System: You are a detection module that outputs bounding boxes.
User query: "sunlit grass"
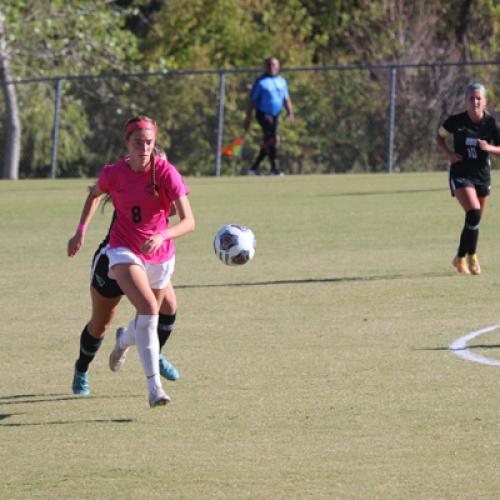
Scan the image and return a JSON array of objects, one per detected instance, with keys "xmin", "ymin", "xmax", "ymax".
[{"xmin": 1, "ymin": 173, "xmax": 500, "ymax": 498}]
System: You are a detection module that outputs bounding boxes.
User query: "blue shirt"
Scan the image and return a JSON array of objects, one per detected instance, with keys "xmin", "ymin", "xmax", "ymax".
[{"xmin": 250, "ymin": 74, "xmax": 289, "ymax": 116}]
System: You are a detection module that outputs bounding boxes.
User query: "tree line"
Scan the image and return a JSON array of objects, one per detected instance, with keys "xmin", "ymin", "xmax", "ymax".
[{"xmin": 1, "ymin": 0, "xmax": 499, "ymax": 178}]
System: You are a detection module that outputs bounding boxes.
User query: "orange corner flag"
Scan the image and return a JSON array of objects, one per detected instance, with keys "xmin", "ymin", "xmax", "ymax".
[{"xmin": 221, "ymin": 135, "xmax": 245, "ymax": 158}]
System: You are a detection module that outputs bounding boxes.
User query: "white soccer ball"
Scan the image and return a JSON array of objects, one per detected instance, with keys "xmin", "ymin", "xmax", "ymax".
[{"xmin": 214, "ymin": 224, "xmax": 256, "ymax": 266}]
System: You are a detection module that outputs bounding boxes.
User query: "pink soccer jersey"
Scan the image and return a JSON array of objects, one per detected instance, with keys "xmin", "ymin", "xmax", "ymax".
[{"xmin": 98, "ymin": 157, "xmax": 190, "ymax": 263}]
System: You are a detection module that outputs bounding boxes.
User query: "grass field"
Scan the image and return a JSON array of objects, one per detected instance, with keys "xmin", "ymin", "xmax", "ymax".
[{"xmin": 1, "ymin": 172, "xmax": 500, "ymax": 499}]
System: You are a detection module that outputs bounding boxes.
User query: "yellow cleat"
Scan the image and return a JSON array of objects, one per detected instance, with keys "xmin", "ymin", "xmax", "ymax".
[
  {"xmin": 467, "ymin": 254, "xmax": 481, "ymax": 275},
  {"xmin": 452, "ymin": 256, "xmax": 470, "ymax": 274}
]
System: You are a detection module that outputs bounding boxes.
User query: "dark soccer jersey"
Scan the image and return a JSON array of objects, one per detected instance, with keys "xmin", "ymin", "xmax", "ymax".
[{"xmin": 442, "ymin": 111, "xmax": 500, "ymax": 184}]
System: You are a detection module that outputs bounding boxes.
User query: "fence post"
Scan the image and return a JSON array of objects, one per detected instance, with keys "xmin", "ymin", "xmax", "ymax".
[
  {"xmin": 215, "ymin": 69, "xmax": 226, "ymax": 176},
  {"xmin": 386, "ymin": 67, "xmax": 397, "ymax": 174},
  {"xmin": 50, "ymin": 78, "xmax": 62, "ymax": 179}
]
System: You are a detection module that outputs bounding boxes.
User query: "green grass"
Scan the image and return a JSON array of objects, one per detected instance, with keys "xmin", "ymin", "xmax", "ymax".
[{"xmin": 1, "ymin": 172, "xmax": 500, "ymax": 499}]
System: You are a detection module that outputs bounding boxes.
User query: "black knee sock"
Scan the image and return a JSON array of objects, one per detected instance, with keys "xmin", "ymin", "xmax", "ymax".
[
  {"xmin": 458, "ymin": 209, "xmax": 481, "ymax": 257},
  {"xmin": 468, "ymin": 228, "xmax": 479, "ymax": 255},
  {"xmin": 457, "ymin": 229, "xmax": 470, "ymax": 258},
  {"xmin": 76, "ymin": 325, "xmax": 103, "ymax": 373},
  {"xmin": 158, "ymin": 313, "xmax": 176, "ymax": 351},
  {"xmin": 268, "ymin": 145, "xmax": 277, "ymax": 171}
]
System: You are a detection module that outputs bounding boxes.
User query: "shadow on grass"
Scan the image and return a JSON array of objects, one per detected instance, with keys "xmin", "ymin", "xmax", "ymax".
[
  {"xmin": 0, "ymin": 413, "xmax": 21, "ymax": 421},
  {"xmin": 318, "ymin": 187, "xmax": 447, "ymax": 197},
  {"xmin": 176, "ymin": 271, "xmax": 450, "ymax": 290},
  {"xmin": 0, "ymin": 417, "xmax": 133, "ymax": 427},
  {"xmin": 0, "ymin": 394, "xmax": 137, "ymax": 426},
  {"xmin": 418, "ymin": 344, "xmax": 500, "ymax": 351},
  {"xmin": 0, "ymin": 393, "xmax": 141, "ymax": 405}
]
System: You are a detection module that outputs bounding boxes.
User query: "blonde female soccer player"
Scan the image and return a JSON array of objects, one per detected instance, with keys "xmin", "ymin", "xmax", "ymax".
[
  {"xmin": 437, "ymin": 83, "xmax": 500, "ymax": 275},
  {"xmin": 68, "ymin": 117, "xmax": 195, "ymax": 407}
]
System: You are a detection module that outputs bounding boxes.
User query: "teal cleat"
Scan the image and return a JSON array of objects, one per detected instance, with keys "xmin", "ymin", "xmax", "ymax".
[
  {"xmin": 159, "ymin": 354, "xmax": 180, "ymax": 381},
  {"xmin": 72, "ymin": 363, "xmax": 90, "ymax": 396}
]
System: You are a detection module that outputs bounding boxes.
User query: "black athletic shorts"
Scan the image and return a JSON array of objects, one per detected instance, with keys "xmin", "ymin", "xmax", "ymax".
[
  {"xmin": 91, "ymin": 241, "xmax": 124, "ymax": 298},
  {"xmin": 449, "ymin": 174, "xmax": 491, "ymax": 198},
  {"xmin": 256, "ymin": 110, "xmax": 279, "ymax": 142}
]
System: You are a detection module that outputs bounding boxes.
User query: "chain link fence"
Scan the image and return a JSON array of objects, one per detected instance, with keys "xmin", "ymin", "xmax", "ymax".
[{"xmin": 1, "ymin": 60, "xmax": 499, "ymax": 178}]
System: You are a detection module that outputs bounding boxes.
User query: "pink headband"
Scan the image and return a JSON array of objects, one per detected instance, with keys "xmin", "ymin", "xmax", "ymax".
[{"xmin": 125, "ymin": 120, "xmax": 157, "ymax": 137}]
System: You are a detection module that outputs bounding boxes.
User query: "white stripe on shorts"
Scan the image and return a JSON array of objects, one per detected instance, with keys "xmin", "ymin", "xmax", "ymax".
[{"xmin": 90, "ymin": 243, "xmax": 109, "ymax": 283}]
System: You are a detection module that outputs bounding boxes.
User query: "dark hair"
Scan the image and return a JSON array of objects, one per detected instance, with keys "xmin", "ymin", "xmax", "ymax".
[{"xmin": 264, "ymin": 56, "xmax": 279, "ymax": 69}]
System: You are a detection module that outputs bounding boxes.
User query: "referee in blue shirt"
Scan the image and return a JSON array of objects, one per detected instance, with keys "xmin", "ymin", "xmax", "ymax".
[{"xmin": 244, "ymin": 56, "xmax": 294, "ymax": 176}]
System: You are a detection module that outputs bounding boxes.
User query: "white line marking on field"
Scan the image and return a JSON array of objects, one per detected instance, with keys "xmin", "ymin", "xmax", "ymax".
[{"xmin": 450, "ymin": 324, "xmax": 500, "ymax": 366}]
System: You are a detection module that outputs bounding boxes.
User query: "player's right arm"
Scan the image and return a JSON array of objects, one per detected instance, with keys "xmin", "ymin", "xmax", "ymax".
[
  {"xmin": 436, "ymin": 126, "xmax": 462, "ymax": 164},
  {"xmin": 67, "ymin": 182, "xmax": 105, "ymax": 257},
  {"xmin": 243, "ymin": 79, "xmax": 260, "ymax": 131},
  {"xmin": 243, "ymin": 98, "xmax": 254, "ymax": 132}
]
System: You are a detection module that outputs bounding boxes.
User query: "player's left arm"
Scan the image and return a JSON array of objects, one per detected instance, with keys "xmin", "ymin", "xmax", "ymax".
[
  {"xmin": 478, "ymin": 141, "xmax": 500, "ymax": 155},
  {"xmin": 167, "ymin": 195, "xmax": 195, "ymax": 239},
  {"xmin": 283, "ymin": 80, "xmax": 294, "ymax": 122},
  {"xmin": 478, "ymin": 119, "xmax": 500, "ymax": 155},
  {"xmin": 284, "ymin": 95, "xmax": 294, "ymax": 122},
  {"xmin": 141, "ymin": 195, "xmax": 195, "ymax": 254},
  {"xmin": 478, "ymin": 139, "xmax": 500, "ymax": 155}
]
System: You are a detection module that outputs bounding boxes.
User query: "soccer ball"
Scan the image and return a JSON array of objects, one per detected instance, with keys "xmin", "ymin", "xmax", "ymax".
[{"xmin": 214, "ymin": 224, "xmax": 256, "ymax": 266}]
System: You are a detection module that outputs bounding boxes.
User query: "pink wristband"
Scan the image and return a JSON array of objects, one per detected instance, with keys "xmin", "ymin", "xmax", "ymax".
[
  {"xmin": 159, "ymin": 229, "xmax": 170, "ymax": 241},
  {"xmin": 77, "ymin": 223, "xmax": 87, "ymax": 234}
]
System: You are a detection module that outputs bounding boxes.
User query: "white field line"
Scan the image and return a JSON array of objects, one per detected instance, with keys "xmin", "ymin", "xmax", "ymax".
[{"xmin": 449, "ymin": 324, "xmax": 500, "ymax": 366}]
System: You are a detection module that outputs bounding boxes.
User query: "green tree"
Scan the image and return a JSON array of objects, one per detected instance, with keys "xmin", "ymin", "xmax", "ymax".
[
  {"xmin": 1, "ymin": 0, "xmax": 142, "ymax": 178},
  {"xmin": 2, "ymin": 0, "xmax": 498, "ymax": 177},
  {"xmin": 0, "ymin": 6, "xmax": 21, "ymax": 179},
  {"xmin": 142, "ymin": 0, "xmax": 313, "ymax": 70},
  {"xmin": 298, "ymin": 0, "xmax": 500, "ymax": 171}
]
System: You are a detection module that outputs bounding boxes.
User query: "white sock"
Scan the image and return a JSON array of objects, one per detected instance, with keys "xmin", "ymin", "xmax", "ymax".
[
  {"xmin": 147, "ymin": 375, "xmax": 162, "ymax": 392},
  {"xmin": 135, "ymin": 314, "xmax": 161, "ymax": 387},
  {"xmin": 119, "ymin": 319, "xmax": 136, "ymax": 349}
]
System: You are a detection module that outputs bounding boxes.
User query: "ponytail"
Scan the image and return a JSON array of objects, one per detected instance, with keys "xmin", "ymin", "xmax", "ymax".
[{"xmin": 150, "ymin": 152, "xmax": 159, "ymax": 198}]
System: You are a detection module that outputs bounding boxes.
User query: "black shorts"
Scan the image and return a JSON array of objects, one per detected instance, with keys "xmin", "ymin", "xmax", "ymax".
[
  {"xmin": 91, "ymin": 241, "xmax": 124, "ymax": 298},
  {"xmin": 256, "ymin": 110, "xmax": 279, "ymax": 142},
  {"xmin": 449, "ymin": 175, "xmax": 491, "ymax": 198}
]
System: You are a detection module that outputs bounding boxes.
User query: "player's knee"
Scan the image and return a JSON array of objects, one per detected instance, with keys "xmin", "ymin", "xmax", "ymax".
[
  {"xmin": 465, "ymin": 209, "xmax": 481, "ymax": 230},
  {"xmin": 160, "ymin": 299, "xmax": 176, "ymax": 315},
  {"xmin": 88, "ymin": 320, "xmax": 109, "ymax": 339},
  {"xmin": 140, "ymin": 299, "xmax": 159, "ymax": 316}
]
